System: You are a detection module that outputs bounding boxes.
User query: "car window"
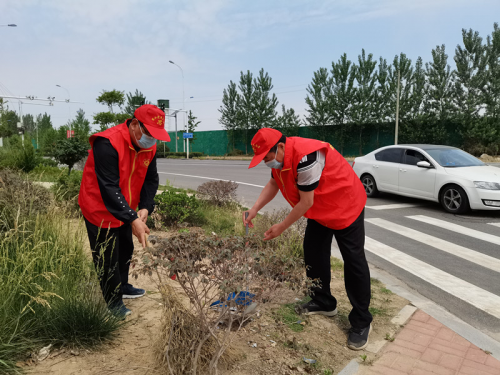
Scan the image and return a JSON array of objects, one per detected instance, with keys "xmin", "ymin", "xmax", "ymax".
[
  {"xmin": 425, "ymin": 148, "xmax": 485, "ymax": 167},
  {"xmin": 403, "ymin": 149, "xmax": 429, "ymax": 166},
  {"xmin": 375, "ymin": 148, "xmax": 403, "ymax": 163}
]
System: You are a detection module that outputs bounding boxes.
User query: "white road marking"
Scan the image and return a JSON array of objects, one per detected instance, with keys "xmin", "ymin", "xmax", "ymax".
[
  {"xmin": 364, "ymin": 236, "xmax": 500, "ymax": 319},
  {"xmin": 158, "ymin": 172, "xmax": 265, "ymax": 188},
  {"xmin": 489, "ymin": 223, "xmax": 500, "ymax": 228},
  {"xmin": 408, "ymin": 215, "xmax": 500, "ymax": 246},
  {"xmin": 365, "ymin": 203, "xmax": 422, "ymax": 210},
  {"xmin": 367, "ymin": 218, "xmax": 500, "ymax": 273}
]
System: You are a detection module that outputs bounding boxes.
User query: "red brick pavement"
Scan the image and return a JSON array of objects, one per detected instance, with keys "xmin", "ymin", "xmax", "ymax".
[{"xmin": 363, "ymin": 310, "xmax": 500, "ymax": 374}]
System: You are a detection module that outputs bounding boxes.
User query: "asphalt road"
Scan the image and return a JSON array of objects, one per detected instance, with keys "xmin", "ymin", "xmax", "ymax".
[{"xmin": 156, "ymin": 159, "xmax": 500, "ymax": 342}]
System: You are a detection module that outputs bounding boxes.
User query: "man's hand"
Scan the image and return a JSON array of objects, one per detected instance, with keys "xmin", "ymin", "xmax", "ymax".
[
  {"xmin": 138, "ymin": 209, "xmax": 148, "ymax": 224},
  {"xmin": 264, "ymin": 222, "xmax": 285, "ymax": 241},
  {"xmin": 131, "ymin": 218, "xmax": 150, "ymax": 248},
  {"xmin": 242, "ymin": 209, "xmax": 257, "ymax": 229}
]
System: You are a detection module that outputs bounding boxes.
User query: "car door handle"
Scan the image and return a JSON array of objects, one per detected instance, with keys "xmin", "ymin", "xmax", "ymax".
[
  {"xmin": 372, "ymin": 165, "xmax": 378, "ymax": 168},
  {"xmin": 399, "ymin": 169, "xmax": 406, "ymax": 172}
]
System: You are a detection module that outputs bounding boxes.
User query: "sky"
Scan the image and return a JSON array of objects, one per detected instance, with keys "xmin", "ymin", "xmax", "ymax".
[{"xmin": 1, "ymin": 0, "xmax": 499, "ymax": 133}]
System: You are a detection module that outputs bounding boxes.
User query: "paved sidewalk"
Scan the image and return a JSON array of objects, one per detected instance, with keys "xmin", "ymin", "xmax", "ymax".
[{"xmin": 360, "ymin": 310, "xmax": 500, "ymax": 375}]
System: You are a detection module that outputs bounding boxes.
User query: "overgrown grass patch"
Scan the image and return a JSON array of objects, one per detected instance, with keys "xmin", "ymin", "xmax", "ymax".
[{"xmin": 0, "ymin": 172, "xmax": 122, "ymax": 373}]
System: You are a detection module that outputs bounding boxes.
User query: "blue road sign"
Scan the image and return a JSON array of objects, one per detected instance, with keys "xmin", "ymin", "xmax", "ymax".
[{"xmin": 183, "ymin": 133, "xmax": 193, "ymax": 139}]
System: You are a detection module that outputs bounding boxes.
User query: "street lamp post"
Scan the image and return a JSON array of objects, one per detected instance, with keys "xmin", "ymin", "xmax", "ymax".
[
  {"xmin": 169, "ymin": 60, "xmax": 186, "ymax": 152},
  {"xmin": 56, "ymin": 84, "xmax": 71, "ymax": 133}
]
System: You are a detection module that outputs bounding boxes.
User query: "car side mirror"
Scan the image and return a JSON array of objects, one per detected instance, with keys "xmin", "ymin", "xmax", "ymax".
[{"xmin": 417, "ymin": 161, "xmax": 432, "ymax": 168}]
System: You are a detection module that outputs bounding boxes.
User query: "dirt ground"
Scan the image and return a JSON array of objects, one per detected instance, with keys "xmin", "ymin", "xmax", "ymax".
[{"xmin": 28, "ymin": 227, "xmax": 408, "ymax": 375}]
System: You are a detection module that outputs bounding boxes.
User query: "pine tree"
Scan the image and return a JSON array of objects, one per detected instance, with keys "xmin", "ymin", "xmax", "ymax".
[{"xmin": 69, "ymin": 109, "xmax": 92, "ymax": 142}]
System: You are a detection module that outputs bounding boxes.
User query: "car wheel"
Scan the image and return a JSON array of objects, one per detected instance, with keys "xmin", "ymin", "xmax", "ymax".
[
  {"xmin": 440, "ymin": 185, "xmax": 470, "ymax": 214},
  {"xmin": 361, "ymin": 174, "xmax": 379, "ymax": 198}
]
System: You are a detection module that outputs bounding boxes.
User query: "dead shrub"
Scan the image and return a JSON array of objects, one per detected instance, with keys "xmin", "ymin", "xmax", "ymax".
[
  {"xmin": 196, "ymin": 180, "xmax": 238, "ymax": 206},
  {"xmin": 133, "ymin": 232, "xmax": 311, "ymax": 375}
]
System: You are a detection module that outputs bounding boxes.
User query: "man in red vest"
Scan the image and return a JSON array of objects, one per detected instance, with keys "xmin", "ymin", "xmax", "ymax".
[
  {"xmin": 79, "ymin": 104, "xmax": 170, "ymax": 318},
  {"xmin": 243, "ymin": 128, "xmax": 372, "ymax": 350}
]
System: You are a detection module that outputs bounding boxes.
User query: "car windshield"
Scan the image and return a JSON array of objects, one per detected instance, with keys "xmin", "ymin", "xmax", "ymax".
[{"xmin": 425, "ymin": 148, "xmax": 485, "ymax": 167}]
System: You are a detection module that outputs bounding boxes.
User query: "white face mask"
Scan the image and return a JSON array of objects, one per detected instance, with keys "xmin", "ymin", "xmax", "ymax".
[
  {"xmin": 265, "ymin": 151, "xmax": 283, "ymax": 170},
  {"xmin": 134, "ymin": 125, "xmax": 156, "ymax": 149}
]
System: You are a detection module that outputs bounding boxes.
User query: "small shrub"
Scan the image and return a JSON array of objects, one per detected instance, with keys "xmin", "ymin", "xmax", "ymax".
[
  {"xmin": 51, "ymin": 171, "xmax": 83, "ymax": 214},
  {"xmin": 134, "ymin": 232, "xmax": 312, "ymax": 374},
  {"xmin": 154, "ymin": 190, "xmax": 200, "ymax": 226},
  {"xmin": 197, "ymin": 180, "xmax": 238, "ymax": 207}
]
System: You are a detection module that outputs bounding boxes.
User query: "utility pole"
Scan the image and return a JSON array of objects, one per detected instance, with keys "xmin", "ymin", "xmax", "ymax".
[{"xmin": 395, "ymin": 69, "xmax": 400, "ymax": 145}]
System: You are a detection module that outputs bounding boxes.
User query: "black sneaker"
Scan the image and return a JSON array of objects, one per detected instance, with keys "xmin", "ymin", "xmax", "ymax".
[
  {"xmin": 347, "ymin": 324, "xmax": 372, "ymax": 350},
  {"xmin": 122, "ymin": 283, "xmax": 146, "ymax": 299},
  {"xmin": 109, "ymin": 301, "xmax": 132, "ymax": 320},
  {"xmin": 296, "ymin": 300, "xmax": 338, "ymax": 317}
]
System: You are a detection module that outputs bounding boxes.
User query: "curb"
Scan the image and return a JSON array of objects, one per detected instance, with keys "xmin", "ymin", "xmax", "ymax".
[{"xmin": 337, "ymin": 303, "xmax": 417, "ymax": 375}]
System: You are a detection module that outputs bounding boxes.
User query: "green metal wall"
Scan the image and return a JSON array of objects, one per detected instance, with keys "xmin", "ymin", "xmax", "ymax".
[{"xmin": 165, "ymin": 123, "xmax": 396, "ymax": 156}]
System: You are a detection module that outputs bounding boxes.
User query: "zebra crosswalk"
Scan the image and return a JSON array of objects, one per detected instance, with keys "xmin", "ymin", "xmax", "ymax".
[{"xmin": 332, "ymin": 214, "xmax": 500, "ymax": 323}]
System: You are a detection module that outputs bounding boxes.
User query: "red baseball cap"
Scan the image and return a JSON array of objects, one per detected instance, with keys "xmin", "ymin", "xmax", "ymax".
[
  {"xmin": 248, "ymin": 128, "xmax": 283, "ymax": 168},
  {"xmin": 134, "ymin": 104, "xmax": 171, "ymax": 142}
]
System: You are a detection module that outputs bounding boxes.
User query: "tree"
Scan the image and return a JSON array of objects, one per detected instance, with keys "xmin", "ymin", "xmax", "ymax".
[
  {"xmin": 53, "ymin": 137, "xmax": 89, "ymax": 175},
  {"xmin": 123, "ymin": 89, "xmax": 150, "ymax": 116},
  {"xmin": 483, "ymin": 23, "xmax": 500, "ymax": 119},
  {"xmin": 305, "ymin": 67, "xmax": 332, "ymax": 140},
  {"xmin": 0, "ymin": 108, "xmax": 19, "ymax": 137},
  {"xmin": 276, "ymin": 104, "xmax": 301, "ymax": 136},
  {"xmin": 187, "ymin": 110, "xmax": 201, "ymax": 144},
  {"xmin": 68, "ymin": 109, "xmax": 92, "ymax": 142},
  {"xmin": 252, "ymin": 68, "xmax": 279, "ymax": 129},
  {"xmin": 93, "ymin": 112, "xmax": 116, "ymax": 131},
  {"xmin": 331, "ymin": 54, "xmax": 357, "ymax": 153},
  {"xmin": 96, "ymin": 89, "xmax": 125, "ymax": 113},
  {"xmin": 352, "ymin": 49, "xmax": 378, "ymax": 154},
  {"xmin": 238, "ymin": 71, "xmax": 255, "ymax": 154},
  {"xmin": 426, "ymin": 45, "xmax": 454, "ymax": 121},
  {"xmin": 219, "ymin": 80, "xmax": 241, "ymax": 152},
  {"xmin": 22, "ymin": 114, "xmax": 36, "ymax": 134}
]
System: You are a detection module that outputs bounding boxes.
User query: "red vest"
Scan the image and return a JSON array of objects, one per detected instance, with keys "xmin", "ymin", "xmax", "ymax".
[
  {"xmin": 78, "ymin": 122, "xmax": 156, "ymax": 228},
  {"xmin": 272, "ymin": 137, "xmax": 366, "ymax": 230}
]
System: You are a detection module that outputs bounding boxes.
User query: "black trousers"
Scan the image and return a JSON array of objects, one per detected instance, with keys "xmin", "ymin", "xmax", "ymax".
[
  {"xmin": 303, "ymin": 209, "xmax": 372, "ymax": 329},
  {"xmin": 84, "ymin": 218, "xmax": 134, "ymax": 307}
]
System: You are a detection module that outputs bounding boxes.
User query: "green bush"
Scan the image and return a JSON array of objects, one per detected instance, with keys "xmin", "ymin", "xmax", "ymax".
[
  {"xmin": 29, "ymin": 164, "xmax": 66, "ymax": 182},
  {"xmin": 154, "ymin": 190, "xmax": 200, "ymax": 226},
  {"xmin": 0, "ymin": 139, "xmax": 41, "ymax": 172},
  {"xmin": 227, "ymin": 148, "xmax": 244, "ymax": 156}
]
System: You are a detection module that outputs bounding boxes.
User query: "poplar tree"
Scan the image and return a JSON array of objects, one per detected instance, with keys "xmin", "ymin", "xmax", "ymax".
[
  {"xmin": 238, "ymin": 71, "xmax": 255, "ymax": 154},
  {"xmin": 305, "ymin": 67, "xmax": 332, "ymax": 140},
  {"xmin": 331, "ymin": 54, "xmax": 356, "ymax": 154},
  {"xmin": 253, "ymin": 68, "xmax": 279, "ymax": 129},
  {"xmin": 276, "ymin": 104, "xmax": 301, "ymax": 136},
  {"xmin": 218, "ymin": 80, "xmax": 241, "ymax": 152},
  {"xmin": 352, "ymin": 49, "xmax": 378, "ymax": 154}
]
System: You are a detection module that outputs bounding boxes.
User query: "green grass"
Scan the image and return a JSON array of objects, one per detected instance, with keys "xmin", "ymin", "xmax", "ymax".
[
  {"xmin": 0, "ymin": 206, "xmax": 122, "ymax": 373},
  {"xmin": 369, "ymin": 307, "xmax": 387, "ymax": 316},
  {"xmin": 274, "ymin": 296, "xmax": 310, "ymax": 333},
  {"xmin": 380, "ymin": 287, "xmax": 393, "ymax": 295},
  {"xmin": 330, "ymin": 257, "xmax": 344, "ymax": 272}
]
